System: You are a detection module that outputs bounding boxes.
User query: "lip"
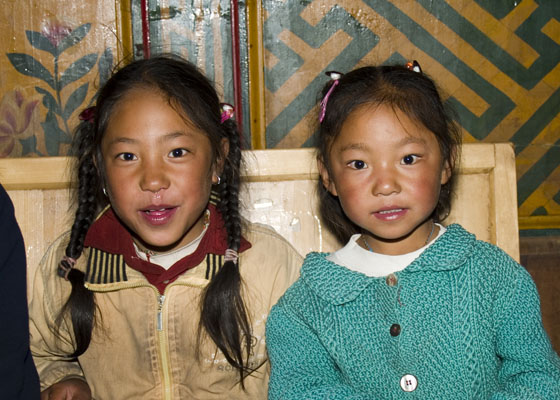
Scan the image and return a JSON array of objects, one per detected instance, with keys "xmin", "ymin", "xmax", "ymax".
[
  {"xmin": 373, "ymin": 207, "xmax": 407, "ymax": 221},
  {"xmin": 139, "ymin": 205, "xmax": 177, "ymax": 226}
]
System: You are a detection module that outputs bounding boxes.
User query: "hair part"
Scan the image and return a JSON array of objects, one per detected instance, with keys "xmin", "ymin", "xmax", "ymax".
[
  {"xmin": 60, "ymin": 54, "xmax": 252, "ymax": 383},
  {"xmin": 316, "ymin": 64, "xmax": 462, "ymax": 243}
]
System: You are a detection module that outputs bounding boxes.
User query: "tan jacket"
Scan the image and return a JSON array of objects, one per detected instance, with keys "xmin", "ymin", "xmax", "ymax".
[{"xmin": 29, "ymin": 222, "xmax": 302, "ymax": 399}]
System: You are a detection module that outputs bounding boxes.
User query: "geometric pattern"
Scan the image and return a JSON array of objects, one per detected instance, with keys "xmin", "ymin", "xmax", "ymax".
[
  {"xmin": 1, "ymin": 1, "xmax": 557, "ymax": 231},
  {"xmin": 262, "ymin": 0, "xmax": 560, "ymax": 231}
]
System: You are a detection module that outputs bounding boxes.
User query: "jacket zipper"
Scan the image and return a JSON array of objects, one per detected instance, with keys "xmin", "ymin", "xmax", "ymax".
[
  {"xmin": 157, "ymin": 293, "xmax": 172, "ymax": 400},
  {"xmin": 87, "ymin": 280, "xmax": 207, "ymax": 399}
]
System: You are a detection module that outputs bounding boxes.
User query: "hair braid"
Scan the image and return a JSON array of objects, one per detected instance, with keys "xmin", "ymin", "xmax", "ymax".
[
  {"xmin": 200, "ymin": 121, "xmax": 252, "ymax": 385},
  {"xmin": 56, "ymin": 122, "xmax": 103, "ymax": 357}
]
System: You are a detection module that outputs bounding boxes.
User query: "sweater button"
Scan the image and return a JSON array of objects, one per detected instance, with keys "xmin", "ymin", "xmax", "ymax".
[
  {"xmin": 386, "ymin": 273, "xmax": 398, "ymax": 286},
  {"xmin": 400, "ymin": 374, "xmax": 417, "ymax": 392},
  {"xmin": 390, "ymin": 324, "xmax": 401, "ymax": 337}
]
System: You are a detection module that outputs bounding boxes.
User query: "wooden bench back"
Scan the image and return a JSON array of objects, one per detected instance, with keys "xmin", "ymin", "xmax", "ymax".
[{"xmin": 0, "ymin": 143, "xmax": 520, "ymax": 293}]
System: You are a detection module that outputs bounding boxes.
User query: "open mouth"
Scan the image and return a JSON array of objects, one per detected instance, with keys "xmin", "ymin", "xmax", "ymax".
[
  {"xmin": 378, "ymin": 208, "xmax": 403, "ymax": 214},
  {"xmin": 374, "ymin": 208, "xmax": 406, "ymax": 220},
  {"xmin": 140, "ymin": 207, "xmax": 177, "ymax": 225}
]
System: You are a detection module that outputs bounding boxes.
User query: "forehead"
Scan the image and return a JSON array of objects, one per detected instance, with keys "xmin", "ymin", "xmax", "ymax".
[
  {"xmin": 333, "ymin": 103, "xmax": 439, "ymax": 150},
  {"xmin": 103, "ymin": 88, "xmax": 208, "ymax": 141}
]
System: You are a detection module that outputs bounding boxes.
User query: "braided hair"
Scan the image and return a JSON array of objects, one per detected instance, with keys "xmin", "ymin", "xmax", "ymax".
[{"xmin": 59, "ymin": 54, "xmax": 252, "ymax": 382}]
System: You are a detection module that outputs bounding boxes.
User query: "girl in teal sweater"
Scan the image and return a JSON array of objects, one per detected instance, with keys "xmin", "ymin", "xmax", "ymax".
[{"xmin": 266, "ymin": 62, "xmax": 560, "ymax": 399}]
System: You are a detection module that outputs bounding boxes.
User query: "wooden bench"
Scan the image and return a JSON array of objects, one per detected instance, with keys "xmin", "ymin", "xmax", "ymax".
[{"xmin": 0, "ymin": 143, "xmax": 519, "ymax": 295}]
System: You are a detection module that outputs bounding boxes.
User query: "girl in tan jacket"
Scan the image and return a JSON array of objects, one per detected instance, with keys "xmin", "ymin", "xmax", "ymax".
[{"xmin": 30, "ymin": 54, "xmax": 301, "ymax": 399}]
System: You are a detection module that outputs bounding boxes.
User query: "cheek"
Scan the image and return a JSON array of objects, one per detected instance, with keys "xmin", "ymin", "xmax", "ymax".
[
  {"xmin": 410, "ymin": 174, "xmax": 442, "ymax": 206},
  {"xmin": 336, "ymin": 182, "xmax": 367, "ymax": 217}
]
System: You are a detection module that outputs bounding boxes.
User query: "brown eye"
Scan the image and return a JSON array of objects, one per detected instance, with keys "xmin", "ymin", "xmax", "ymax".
[
  {"xmin": 402, "ymin": 155, "xmax": 418, "ymax": 165},
  {"xmin": 117, "ymin": 152, "xmax": 136, "ymax": 161},
  {"xmin": 169, "ymin": 148, "xmax": 188, "ymax": 158},
  {"xmin": 348, "ymin": 160, "xmax": 367, "ymax": 170}
]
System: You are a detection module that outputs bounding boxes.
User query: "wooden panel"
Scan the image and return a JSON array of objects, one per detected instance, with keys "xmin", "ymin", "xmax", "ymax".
[
  {"xmin": 242, "ymin": 143, "xmax": 520, "ymax": 261},
  {"xmin": 0, "ymin": 143, "xmax": 520, "ymax": 289}
]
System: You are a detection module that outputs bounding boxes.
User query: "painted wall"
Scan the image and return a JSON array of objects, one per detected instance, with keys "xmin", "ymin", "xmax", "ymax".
[
  {"xmin": 0, "ymin": 0, "xmax": 128, "ymax": 157},
  {"xmin": 1, "ymin": 0, "xmax": 558, "ymax": 232}
]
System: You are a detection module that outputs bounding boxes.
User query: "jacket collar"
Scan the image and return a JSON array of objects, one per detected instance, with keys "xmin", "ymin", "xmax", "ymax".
[
  {"xmin": 301, "ymin": 224, "xmax": 475, "ymax": 305},
  {"xmin": 82, "ymin": 205, "xmax": 251, "ymax": 293}
]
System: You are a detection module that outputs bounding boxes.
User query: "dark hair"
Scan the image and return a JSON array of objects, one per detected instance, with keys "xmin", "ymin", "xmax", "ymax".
[
  {"xmin": 317, "ymin": 64, "xmax": 462, "ymax": 243},
  {"xmin": 60, "ymin": 54, "xmax": 252, "ymax": 382}
]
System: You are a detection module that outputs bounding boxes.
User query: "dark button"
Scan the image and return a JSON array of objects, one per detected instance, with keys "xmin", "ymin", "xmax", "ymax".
[
  {"xmin": 386, "ymin": 273, "xmax": 398, "ymax": 286},
  {"xmin": 390, "ymin": 323, "xmax": 401, "ymax": 337}
]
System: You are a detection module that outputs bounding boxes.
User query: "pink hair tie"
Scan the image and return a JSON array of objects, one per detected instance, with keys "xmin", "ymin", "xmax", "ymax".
[
  {"xmin": 224, "ymin": 248, "xmax": 238, "ymax": 264},
  {"xmin": 319, "ymin": 71, "xmax": 342, "ymax": 123},
  {"xmin": 58, "ymin": 255, "xmax": 77, "ymax": 280},
  {"xmin": 220, "ymin": 103, "xmax": 234, "ymax": 123}
]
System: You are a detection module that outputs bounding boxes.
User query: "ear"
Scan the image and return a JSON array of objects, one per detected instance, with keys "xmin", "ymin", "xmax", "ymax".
[
  {"xmin": 440, "ymin": 160, "xmax": 452, "ymax": 185},
  {"xmin": 213, "ymin": 138, "xmax": 229, "ymax": 184},
  {"xmin": 317, "ymin": 157, "xmax": 338, "ymax": 197}
]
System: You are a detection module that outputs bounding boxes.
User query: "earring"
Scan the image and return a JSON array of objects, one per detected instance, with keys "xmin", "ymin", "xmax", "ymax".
[
  {"xmin": 103, "ymin": 188, "xmax": 108, "ymax": 197},
  {"xmin": 214, "ymin": 175, "xmax": 221, "ymax": 185}
]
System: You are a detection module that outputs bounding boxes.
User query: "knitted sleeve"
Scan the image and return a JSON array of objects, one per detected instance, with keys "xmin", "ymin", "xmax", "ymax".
[
  {"xmin": 491, "ymin": 254, "xmax": 560, "ymax": 399},
  {"xmin": 266, "ymin": 294, "xmax": 369, "ymax": 400}
]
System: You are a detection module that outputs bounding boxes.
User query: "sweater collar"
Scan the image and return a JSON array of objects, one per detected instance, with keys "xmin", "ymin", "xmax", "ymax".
[{"xmin": 301, "ymin": 224, "xmax": 475, "ymax": 305}]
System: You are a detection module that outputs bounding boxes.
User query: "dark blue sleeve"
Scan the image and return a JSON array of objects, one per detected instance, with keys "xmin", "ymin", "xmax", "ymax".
[{"xmin": 0, "ymin": 184, "xmax": 40, "ymax": 399}]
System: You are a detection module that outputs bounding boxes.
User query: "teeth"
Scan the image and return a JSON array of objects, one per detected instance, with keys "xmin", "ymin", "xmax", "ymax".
[
  {"xmin": 379, "ymin": 209, "xmax": 402, "ymax": 214},
  {"xmin": 146, "ymin": 208, "xmax": 166, "ymax": 213}
]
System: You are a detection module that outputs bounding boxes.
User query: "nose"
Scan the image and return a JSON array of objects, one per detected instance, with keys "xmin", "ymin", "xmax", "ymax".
[
  {"xmin": 371, "ymin": 166, "xmax": 400, "ymax": 196},
  {"xmin": 139, "ymin": 159, "xmax": 170, "ymax": 193}
]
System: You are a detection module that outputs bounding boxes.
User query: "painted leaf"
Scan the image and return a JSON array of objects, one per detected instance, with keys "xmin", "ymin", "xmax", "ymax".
[
  {"xmin": 19, "ymin": 135, "xmax": 39, "ymax": 156},
  {"xmin": 35, "ymin": 87, "xmax": 61, "ymax": 115},
  {"xmin": 42, "ymin": 110, "xmax": 69, "ymax": 156},
  {"xmin": 57, "ymin": 23, "xmax": 91, "ymax": 54},
  {"xmin": 63, "ymin": 83, "xmax": 89, "ymax": 120},
  {"xmin": 59, "ymin": 54, "xmax": 98, "ymax": 89},
  {"xmin": 6, "ymin": 53, "xmax": 55, "ymax": 89},
  {"xmin": 98, "ymin": 48, "xmax": 114, "ymax": 86},
  {"xmin": 26, "ymin": 30, "xmax": 57, "ymax": 56}
]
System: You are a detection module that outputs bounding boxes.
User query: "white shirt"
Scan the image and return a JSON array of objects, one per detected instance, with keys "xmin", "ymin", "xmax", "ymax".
[
  {"xmin": 326, "ymin": 224, "xmax": 446, "ymax": 277},
  {"xmin": 133, "ymin": 219, "xmax": 209, "ymax": 270}
]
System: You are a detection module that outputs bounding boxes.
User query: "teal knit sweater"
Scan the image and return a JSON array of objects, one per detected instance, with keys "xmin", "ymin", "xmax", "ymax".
[{"xmin": 266, "ymin": 224, "xmax": 560, "ymax": 399}]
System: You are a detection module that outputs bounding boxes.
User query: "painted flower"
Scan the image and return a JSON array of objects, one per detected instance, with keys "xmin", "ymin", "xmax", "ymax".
[
  {"xmin": 0, "ymin": 90, "xmax": 39, "ymax": 157},
  {"xmin": 41, "ymin": 17, "xmax": 73, "ymax": 47}
]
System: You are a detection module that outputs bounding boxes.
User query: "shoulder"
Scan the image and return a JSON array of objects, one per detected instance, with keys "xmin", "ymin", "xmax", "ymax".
[
  {"xmin": 277, "ymin": 251, "xmax": 370, "ymax": 310},
  {"xmin": 31, "ymin": 232, "xmax": 88, "ymax": 317},
  {"xmin": 0, "ymin": 185, "xmax": 23, "ymax": 264},
  {"xmin": 443, "ymin": 224, "xmax": 535, "ymax": 293},
  {"xmin": 242, "ymin": 221, "xmax": 303, "ymax": 264},
  {"xmin": 239, "ymin": 221, "xmax": 303, "ymax": 296}
]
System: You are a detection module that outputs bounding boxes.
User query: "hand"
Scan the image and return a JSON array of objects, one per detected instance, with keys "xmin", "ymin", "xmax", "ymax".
[{"xmin": 41, "ymin": 378, "xmax": 92, "ymax": 400}]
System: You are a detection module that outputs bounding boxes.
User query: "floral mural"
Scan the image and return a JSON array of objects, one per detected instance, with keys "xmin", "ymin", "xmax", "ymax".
[
  {"xmin": 4, "ymin": 17, "xmax": 113, "ymax": 156},
  {"xmin": 0, "ymin": 89, "xmax": 39, "ymax": 157}
]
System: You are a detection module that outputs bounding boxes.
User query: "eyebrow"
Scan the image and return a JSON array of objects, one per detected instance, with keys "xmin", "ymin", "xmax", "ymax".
[
  {"xmin": 399, "ymin": 135, "xmax": 428, "ymax": 146},
  {"xmin": 105, "ymin": 131, "xmax": 192, "ymax": 146},
  {"xmin": 337, "ymin": 142, "xmax": 369, "ymax": 153},
  {"xmin": 338, "ymin": 135, "xmax": 429, "ymax": 153}
]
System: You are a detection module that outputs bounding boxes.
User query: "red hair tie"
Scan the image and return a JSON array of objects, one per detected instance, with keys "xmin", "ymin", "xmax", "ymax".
[{"xmin": 79, "ymin": 106, "xmax": 95, "ymax": 123}]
